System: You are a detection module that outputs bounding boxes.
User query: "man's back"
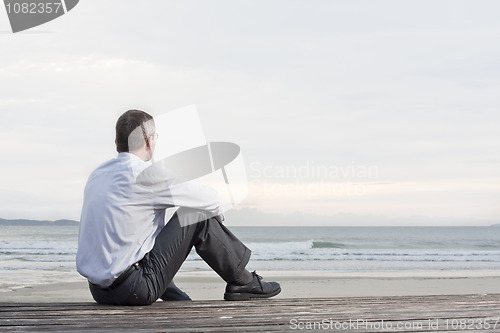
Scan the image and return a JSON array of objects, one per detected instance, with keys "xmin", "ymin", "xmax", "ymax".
[{"xmin": 76, "ymin": 153, "xmax": 162, "ymax": 287}]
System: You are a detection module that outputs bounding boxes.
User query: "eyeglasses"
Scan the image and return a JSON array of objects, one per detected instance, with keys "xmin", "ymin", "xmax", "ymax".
[{"xmin": 152, "ymin": 133, "xmax": 159, "ymax": 140}]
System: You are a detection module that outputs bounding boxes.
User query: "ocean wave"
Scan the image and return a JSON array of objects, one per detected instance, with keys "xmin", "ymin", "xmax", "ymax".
[
  {"xmin": 0, "ymin": 256, "xmax": 75, "ymax": 263},
  {"xmin": 312, "ymin": 241, "xmax": 346, "ymax": 249},
  {"xmin": 0, "ymin": 240, "xmax": 76, "ymax": 250},
  {"xmin": 0, "ymin": 249, "xmax": 76, "ymax": 256},
  {"xmin": 185, "ymin": 240, "xmax": 500, "ymax": 264},
  {"xmin": 3, "ymin": 226, "xmax": 500, "ymax": 272}
]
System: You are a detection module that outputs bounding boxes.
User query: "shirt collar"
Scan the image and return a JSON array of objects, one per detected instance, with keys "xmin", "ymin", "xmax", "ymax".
[{"xmin": 117, "ymin": 152, "xmax": 152, "ymax": 166}]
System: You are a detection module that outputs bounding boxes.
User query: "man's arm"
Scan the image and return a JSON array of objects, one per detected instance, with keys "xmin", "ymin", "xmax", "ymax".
[
  {"xmin": 157, "ymin": 179, "xmax": 224, "ymax": 215},
  {"xmin": 136, "ymin": 162, "xmax": 225, "ymax": 215}
]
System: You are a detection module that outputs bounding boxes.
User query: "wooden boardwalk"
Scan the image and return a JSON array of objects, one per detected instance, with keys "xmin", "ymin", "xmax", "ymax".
[{"xmin": 1, "ymin": 294, "xmax": 500, "ymax": 332}]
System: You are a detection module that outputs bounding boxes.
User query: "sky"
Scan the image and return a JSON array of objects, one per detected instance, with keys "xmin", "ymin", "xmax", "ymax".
[{"xmin": 1, "ymin": 1, "xmax": 499, "ymax": 225}]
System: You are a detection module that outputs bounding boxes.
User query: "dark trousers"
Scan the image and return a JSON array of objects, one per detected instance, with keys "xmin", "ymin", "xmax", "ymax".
[{"xmin": 89, "ymin": 208, "xmax": 251, "ymax": 305}]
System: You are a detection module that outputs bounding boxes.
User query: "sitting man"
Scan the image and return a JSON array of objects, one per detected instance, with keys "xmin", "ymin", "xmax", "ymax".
[{"xmin": 76, "ymin": 109, "xmax": 280, "ymax": 305}]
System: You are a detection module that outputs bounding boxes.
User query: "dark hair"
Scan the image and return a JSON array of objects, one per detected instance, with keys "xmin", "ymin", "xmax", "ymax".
[{"xmin": 115, "ymin": 109, "xmax": 155, "ymax": 152}]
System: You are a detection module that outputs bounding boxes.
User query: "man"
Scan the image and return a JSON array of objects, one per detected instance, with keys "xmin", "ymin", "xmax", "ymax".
[{"xmin": 76, "ymin": 109, "xmax": 280, "ymax": 305}]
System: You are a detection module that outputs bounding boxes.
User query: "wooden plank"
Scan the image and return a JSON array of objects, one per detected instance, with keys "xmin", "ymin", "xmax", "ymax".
[{"xmin": 1, "ymin": 294, "xmax": 500, "ymax": 332}]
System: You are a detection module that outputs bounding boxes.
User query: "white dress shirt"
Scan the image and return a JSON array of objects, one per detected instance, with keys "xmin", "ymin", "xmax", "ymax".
[{"xmin": 76, "ymin": 152, "xmax": 223, "ymax": 287}]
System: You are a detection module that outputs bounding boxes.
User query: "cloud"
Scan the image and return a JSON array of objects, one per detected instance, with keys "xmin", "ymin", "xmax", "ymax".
[
  {"xmin": 242, "ymin": 179, "xmax": 500, "ymax": 221},
  {"xmin": 1, "ymin": 0, "xmax": 499, "ymax": 224},
  {"xmin": 224, "ymin": 207, "xmax": 497, "ymax": 227}
]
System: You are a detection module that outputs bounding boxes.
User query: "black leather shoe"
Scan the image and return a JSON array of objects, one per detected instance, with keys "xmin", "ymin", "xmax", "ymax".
[{"xmin": 224, "ymin": 271, "xmax": 281, "ymax": 301}]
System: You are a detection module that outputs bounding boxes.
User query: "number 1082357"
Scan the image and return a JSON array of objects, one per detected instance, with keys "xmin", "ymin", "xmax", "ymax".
[{"xmin": 5, "ymin": 2, "xmax": 63, "ymax": 14}]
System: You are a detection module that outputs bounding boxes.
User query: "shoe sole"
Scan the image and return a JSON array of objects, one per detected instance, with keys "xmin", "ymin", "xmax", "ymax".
[{"xmin": 224, "ymin": 287, "xmax": 281, "ymax": 301}]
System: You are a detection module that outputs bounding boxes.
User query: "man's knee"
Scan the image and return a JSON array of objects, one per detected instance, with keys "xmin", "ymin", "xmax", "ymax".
[{"xmin": 176, "ymin": 207, "xmax": 217, "ymax": 227}]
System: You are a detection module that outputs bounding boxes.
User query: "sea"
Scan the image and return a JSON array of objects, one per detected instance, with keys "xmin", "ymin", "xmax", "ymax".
[{"xmin": 1, "ymin": 225, "xmax": 500, "ymax": 292}]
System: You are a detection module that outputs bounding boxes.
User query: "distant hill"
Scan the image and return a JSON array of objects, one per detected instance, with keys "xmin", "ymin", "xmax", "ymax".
[{"xmin": 0, "ymin": 218, "xmax": 79, "ymax": 226}]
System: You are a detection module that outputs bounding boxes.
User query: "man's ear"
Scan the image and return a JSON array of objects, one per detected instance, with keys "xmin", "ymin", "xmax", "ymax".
[{"xmin": 145, "ymin": 137, "xmax": 152, "ymax": 149}]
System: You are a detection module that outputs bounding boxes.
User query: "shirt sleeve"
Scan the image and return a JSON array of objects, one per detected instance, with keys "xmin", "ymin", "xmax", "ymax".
[
  {"xmin": 156, "ymin": 180, "xmax": 224, "ymax": 215},
  {"xmin": 136, "ymin": 161, "xmax": 224, "ymax": 215}
]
